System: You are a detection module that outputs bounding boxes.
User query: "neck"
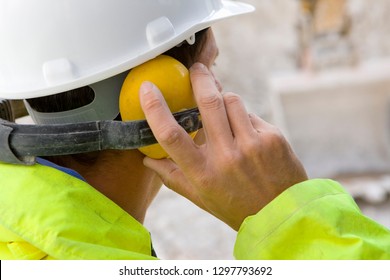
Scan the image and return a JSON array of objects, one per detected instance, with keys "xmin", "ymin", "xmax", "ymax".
[{"xmin": 50, "ymin": 150, "xmax": 162, "ymax": 224}]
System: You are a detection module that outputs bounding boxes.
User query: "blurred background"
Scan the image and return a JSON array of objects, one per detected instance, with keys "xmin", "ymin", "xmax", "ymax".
[
  {"xmin": 9, "ymin": 0, "xmax": 390, "ymax": 259},
  {"xmin": 145, "ymin": 0, "xmax": 390, "ymax": 259}
]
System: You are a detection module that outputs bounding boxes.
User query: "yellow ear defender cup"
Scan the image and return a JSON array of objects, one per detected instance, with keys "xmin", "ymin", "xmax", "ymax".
[{"xmin": 119, "ymin": 55, "xmax": 198, "ymax": 159}]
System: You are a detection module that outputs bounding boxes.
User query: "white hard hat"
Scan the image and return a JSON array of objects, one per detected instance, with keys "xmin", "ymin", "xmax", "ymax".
[{"xmin": 0, "ymin": 0, "xmax": 254, "ymax": 100}]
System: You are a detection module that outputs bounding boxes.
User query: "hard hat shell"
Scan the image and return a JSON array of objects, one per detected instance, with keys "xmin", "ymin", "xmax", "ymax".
[{"xmin": 0, "ymin": 0, "xmax": 254, "ymax": 99}]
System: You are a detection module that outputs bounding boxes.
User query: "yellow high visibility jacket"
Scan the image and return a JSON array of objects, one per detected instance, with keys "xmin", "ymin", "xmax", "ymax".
[
  {"xmin": 0, "ymin": 162, "xmax": 389, "ymax": 259},
  {"xmin": 235, "ymin": 179, "xmax": 390, "ymax": 259}
]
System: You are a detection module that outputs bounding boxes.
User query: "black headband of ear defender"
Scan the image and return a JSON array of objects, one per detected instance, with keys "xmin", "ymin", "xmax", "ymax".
[{"xmin": 0, "ymin": 101, "xmax": 201, "ymax": 165}]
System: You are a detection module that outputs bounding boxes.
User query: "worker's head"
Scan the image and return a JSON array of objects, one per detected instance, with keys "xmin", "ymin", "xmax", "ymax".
[
  {"xmin": 0, "ymin": 1, "xmax": 254, "ymax": 165},
  {"xmin": 0, "ymin": 0, "xmax": 253, "ymax": 125},
  {"xmin": 24, "ymin": 28, "xmax": 215, "ymax": 125}
]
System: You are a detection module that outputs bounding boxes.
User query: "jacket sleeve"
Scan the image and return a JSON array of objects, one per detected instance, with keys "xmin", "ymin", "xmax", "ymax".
[{"xmin": 234, "ymin": 179, "xmax": 390, "ymax": 259}]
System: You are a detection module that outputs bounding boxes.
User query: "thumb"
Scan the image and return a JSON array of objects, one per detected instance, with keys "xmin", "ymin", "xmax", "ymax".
[{"xmin": 143, "ymin": 157, "xmax": 197, "ymax": 202}]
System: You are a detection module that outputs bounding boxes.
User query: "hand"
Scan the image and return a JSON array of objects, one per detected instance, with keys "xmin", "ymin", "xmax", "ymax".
[{"xmin": 139, "ymin": 63, "xmax": 308, "ymax": 230}]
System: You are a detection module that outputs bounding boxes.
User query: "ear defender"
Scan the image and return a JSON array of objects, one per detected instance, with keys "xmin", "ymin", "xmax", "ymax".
[{"xmin": 119, "ymin": 55, "xmax": 198, "ymax": 159}]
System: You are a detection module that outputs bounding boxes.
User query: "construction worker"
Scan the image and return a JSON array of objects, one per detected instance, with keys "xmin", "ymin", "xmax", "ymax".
[{"xmin": 0, "ymin": 0, "xmax": 389, "ymax": 260}]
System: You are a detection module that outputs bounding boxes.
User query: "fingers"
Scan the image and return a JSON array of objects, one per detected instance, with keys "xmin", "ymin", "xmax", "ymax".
[
  {"xmin": 190, "ymin": 63, "xmax": 233, "ymax": 147},
  {"xmin": 139, "ymin": 81, "xmax": 201, "ymax": 169},
  {"xmin": 248, "ymin": 113, "xmax": 274, "ymax": 132},
  {"xmin": 143, "ymin": 157, "xmax": 191, "ymax": 197},
  {"xmin": 144, "ymin": 157, "xmax": 207, "ymax": 212},
  {"xmin": 222, "ymin": 92, "xmax": 256, "ymax": 141}
]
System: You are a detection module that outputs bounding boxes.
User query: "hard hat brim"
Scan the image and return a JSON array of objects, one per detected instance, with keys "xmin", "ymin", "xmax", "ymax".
[{"xmin": 0, "ymin": 0, "xmax": 254, "ymax": 99}]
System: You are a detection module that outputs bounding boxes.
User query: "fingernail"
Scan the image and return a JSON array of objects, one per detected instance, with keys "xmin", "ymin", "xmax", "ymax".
[
  {"xmin": 140, "ymin": 81, "xmax": 154, "ymax": 94},
  {"xmin": 190, "ymin": 62, "xmax": 207, "ymax": 72}
]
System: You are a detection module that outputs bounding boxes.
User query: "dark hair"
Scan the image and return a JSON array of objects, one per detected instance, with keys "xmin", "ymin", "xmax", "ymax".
[
  {"xmin": 164, "ymin": 28, "xmax": 209, "ymax": 69},
  {"xmin": 26, "ymin": 28, "xmax": 209, "ymax": 114}
]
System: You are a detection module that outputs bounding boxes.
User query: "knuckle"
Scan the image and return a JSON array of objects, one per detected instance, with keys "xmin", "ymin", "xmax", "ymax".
[
  {"xmin": 218, "ymin": 149, "xmax": 243, "ymax": 172},
  {"xmin": 264, "ymin": 127, "xmax": 289, "ymax": 150},
  {"xmin": 142, "ymin": 95, "xmax": 163, "ymax": 112},
  {"xmin": 162, "ymin": 166, "xmax": 181, "ymax": 188},
  {"xmin": 198, "ymin": 93, "xmax": 224, "ymax": 110},
  {"xmin": 269, "ymin": 127, "xmax": 285, "ymax": 143},
  {"xmin": 242, "ymin": 138, "xmax": 261, "ymax": 157},
  {"xmin": 157, "ymin": 125, "xmax": 182, "ymax": 147},
  {"xmin": 223, "ymin": 92, "xmax": 242, "ymax": 106},
  {"xmin": 191, "ymin": 68, "xmax": 209, "ymax": 79}
]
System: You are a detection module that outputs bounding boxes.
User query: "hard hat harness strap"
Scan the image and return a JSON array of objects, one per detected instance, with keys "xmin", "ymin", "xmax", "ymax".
[{"xmin": 0, "ymin": 108, "xmax": 201, "ymax": 165}]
